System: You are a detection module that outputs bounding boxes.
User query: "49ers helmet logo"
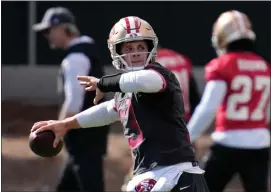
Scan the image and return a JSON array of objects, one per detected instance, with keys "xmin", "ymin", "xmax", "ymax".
[
  {"xmin": 130, "ymin": 33, "xmax": 138, "ymax": 38},
  {"xmin": 135, "ymin": 178, "xmax": 157, "ymax": 192}
]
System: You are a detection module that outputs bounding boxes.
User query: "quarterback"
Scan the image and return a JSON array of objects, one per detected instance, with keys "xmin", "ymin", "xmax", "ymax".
[{"xmin": 31, "ymin": 16, "xmax": 209, "ymax": 192}]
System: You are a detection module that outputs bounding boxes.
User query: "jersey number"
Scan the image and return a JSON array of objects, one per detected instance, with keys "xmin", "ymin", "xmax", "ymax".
[
  {"xmin": 172, "ymin": 69, "xmax": 190, "ymax": 113},
  {"xmin": 226, "ymin": 75, "xmax": 270, "ymax": 121}
]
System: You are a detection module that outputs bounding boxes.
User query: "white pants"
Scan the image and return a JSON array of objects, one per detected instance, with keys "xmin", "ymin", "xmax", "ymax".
[{"xmin": 126, "ymin": 162, "xmax": 205, "ymax": 192}]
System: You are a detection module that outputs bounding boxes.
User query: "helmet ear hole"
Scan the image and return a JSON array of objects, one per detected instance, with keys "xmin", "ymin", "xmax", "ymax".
[
  {"xmin": 216, "ymin": 36, "xmax": 223, "ymax": 49},
  {"xmin": 116, "ymin": 43, "xmax": 123, "ymax": 55},
  {"xmin": 145, "ymin": 40, "xmax": 154, "ymax": 52}
]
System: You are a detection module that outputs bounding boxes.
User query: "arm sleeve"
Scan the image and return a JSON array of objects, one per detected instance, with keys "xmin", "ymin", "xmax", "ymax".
[
  {"xmin": 187, "ymin": 80, "xmax": 227, "ymax": 142},
  {"xmin": 120, "ymin": 70, "xmax": 165, "ymax": 92},
  {"xmin": 98, "ymin": 70, "xmax": 165, "ymax": 93},
  {"xmin": 75, "ymin": 99, "xmax": 119, "ymax": 128},
  {"xmin": 62, "ymin": 53, "xmax": 90, "ymax": 113}
]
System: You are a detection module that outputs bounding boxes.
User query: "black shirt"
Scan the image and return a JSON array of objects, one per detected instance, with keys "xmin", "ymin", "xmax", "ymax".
[
  {"xmin": 113, "ymin": 63, "xmax": 195, "ymax": 175},
  {"xmin": 58, "ymin": 36, "xmax": 108, "ymax": 155}
]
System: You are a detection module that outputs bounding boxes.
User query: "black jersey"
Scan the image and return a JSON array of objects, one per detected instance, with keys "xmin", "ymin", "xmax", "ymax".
[{"xmin": 114, "ymin": 62, "xmax": 196, "ymax": 175}]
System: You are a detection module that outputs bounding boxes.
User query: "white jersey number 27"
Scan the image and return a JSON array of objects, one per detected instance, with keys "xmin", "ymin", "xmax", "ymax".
[{"xmin": 226, "ymin": 75, "xmax": 270, "ymax": 121}]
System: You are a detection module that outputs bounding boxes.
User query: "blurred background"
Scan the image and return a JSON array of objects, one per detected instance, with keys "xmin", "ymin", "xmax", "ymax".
[{"xmin": 2, "ymin": 1, "xmax": 270, "ymax": 192}]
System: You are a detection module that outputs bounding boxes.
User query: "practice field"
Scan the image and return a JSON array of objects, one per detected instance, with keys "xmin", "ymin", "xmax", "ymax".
[{"xmin": 2, "ymin": 100, "xmax": 245, "ymax": 192}]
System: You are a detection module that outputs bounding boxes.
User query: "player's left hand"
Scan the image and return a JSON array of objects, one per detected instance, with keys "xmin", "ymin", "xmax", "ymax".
[
  {"xmin": 77, "ymin": 75, "xmax": 105, "ymax": 105},
  {"xmin": 77, "ymin": 75, "xmax": 99, "ymax": 91}
]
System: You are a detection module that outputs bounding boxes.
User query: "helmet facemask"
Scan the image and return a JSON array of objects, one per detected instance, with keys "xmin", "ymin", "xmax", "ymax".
[
  {"xmin": 109, "ymin": 37, "xmax": 158, "ymax": 71},
  {"xmin": 108, "ymin": 16, "xmax": 158, "ymax": 71}
]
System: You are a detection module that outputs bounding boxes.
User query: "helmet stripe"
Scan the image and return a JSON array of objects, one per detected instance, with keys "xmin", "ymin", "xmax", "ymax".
[
  {"xmin": 134, "ymin": 16, "xmax": 140, "ymax": 33},
  {"xmin": 233, "ymin": 11, "xmax": 246, "ymax": 33},
  {"xmin": 124, "ymin": 17, "xmax": 131, "ymax": 34},
  {"xmin": 128, "ymin": 17, "xmax": 136, "ymax": 33}
]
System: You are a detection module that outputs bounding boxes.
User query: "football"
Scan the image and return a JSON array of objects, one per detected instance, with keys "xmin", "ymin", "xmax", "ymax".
[{"xmin": 29, "ymin": 130, "xmax": 63, "ymax": 157}]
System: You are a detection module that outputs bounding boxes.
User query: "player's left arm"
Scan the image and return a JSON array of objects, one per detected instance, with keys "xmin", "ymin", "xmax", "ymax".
[
  {"xmin": 97, "ymin": 70, "xmax": 166, "ymax": 93},
  {"xmin": 187, "ymin": 80, "xmax": 227, "ymax": 143}
]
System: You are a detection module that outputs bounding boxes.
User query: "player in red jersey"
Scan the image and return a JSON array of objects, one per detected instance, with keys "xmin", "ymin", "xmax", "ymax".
[
  {"xmin": 187, "ymin": 10, "xmax": 270, "ymax": 192},
  {"xmin": 156, "ymin": 47, "xmax": 200, "ymax": 121}
]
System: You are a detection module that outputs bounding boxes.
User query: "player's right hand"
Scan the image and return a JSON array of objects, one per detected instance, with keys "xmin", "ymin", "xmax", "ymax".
[{"xmin": 31, "ymin": 120, "xmax": 68, "ymax": 148}]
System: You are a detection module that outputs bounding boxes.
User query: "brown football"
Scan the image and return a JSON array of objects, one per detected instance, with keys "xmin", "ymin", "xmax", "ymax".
[{"xmin": 29, "ymin": 130, "xmax": 63, "ymax": 157}]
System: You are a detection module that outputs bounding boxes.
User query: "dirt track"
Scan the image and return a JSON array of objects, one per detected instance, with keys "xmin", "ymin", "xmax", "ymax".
[{"xmin": 2, "ymin": 101, "xmax": 245, "ymax": 192}]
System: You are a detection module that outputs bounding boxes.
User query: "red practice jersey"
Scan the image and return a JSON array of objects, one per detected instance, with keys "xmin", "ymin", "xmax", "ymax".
[
  {"xmin": 205, "ymin": 52, "xmax": 270, "ymax": 131},
  {"xmin": 157, "ymin": 48, "xmax": 193, "ymax": 121}
]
